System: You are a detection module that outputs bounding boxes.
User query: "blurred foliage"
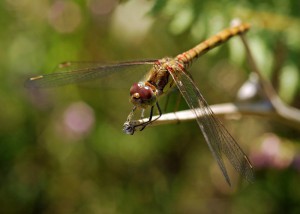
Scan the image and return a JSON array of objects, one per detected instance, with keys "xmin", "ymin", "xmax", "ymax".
[{"xmin": 0, "ymin": 0, "xmax": 300, "ymax": 213}]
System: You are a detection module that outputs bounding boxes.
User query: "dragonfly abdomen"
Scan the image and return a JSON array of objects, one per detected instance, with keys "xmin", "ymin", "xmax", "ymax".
[{"xmin": 176, "ymin": 23, "xmax": 250, "ymax": 67}]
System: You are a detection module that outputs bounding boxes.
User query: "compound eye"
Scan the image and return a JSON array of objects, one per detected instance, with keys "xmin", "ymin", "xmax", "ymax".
[{"xmin": 130, "ymin": 83, "xmax": 154, "ymax": 100}]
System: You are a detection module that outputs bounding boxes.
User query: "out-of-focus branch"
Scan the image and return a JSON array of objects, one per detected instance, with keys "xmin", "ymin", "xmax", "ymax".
[{"xmin": 237, "ymin": 23, "xmax": 300, "ymax": 129}]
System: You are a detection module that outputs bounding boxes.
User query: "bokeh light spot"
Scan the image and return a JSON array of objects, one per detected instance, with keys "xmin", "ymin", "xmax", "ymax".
[
  {"xmin": 87, "ymin": 0, "xmax": 117, "ymax": 16},
  {"xmin": 47, "ymin": 1, "xmax": 82, "ymax": 33},
  {"xmin": 250, "ymin": 133, "xmax": 295, "ymax": 169},
  {"xmin": 62, "ymin": 101, "xmax": 95, "ymax": 139}
]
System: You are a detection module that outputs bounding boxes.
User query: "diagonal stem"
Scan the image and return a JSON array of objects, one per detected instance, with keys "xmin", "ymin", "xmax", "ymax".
[{"xmin": 238, "ymin": 27, "xmax": 300, "ymax": 127}]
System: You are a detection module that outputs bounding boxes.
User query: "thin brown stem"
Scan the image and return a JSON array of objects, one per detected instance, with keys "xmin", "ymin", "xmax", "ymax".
[{"xmin": 238, "ymin": 29, "xmax": 300, "ymax": 127}]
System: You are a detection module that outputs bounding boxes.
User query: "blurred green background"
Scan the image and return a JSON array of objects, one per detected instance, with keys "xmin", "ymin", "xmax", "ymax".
[{"xmin": 1, "ymin": 0, "xmax": 300, "ymax": 213}]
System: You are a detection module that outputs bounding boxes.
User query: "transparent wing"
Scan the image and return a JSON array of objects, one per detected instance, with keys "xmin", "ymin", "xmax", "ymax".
[
  {"xmin": 25, "ymin": 60, "xmax": 157, "ymax": 88},
  {"xmin": 169, "ymin": 67, "xmax": 254, "ymax": 185}
]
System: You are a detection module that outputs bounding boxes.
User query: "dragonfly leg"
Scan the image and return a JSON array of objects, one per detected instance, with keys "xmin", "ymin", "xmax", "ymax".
[
  {"xmin": 138, "ymin": 106, "xmax": 154, "ymax": 131},
  {"xmin": 127, "ymin": 106, "xmax": 137, "ymax": 122},
  {"xmin": 123, "ymin": 103, "xmax": 162, "ymax": 134},
  {"xmin": 140, "ymin": 109, "xmax": 145, "ymax": 119},
  {"xmin": 139, "ymin": 102, "xmax": 162, "ymax": 131},
  {"xmin": 123, "ymin": 106, "xmax": 137, "ymax": 135},
  {"xmin": 156, "ymin": 102, "xmax": 162, "ymax": 119}
]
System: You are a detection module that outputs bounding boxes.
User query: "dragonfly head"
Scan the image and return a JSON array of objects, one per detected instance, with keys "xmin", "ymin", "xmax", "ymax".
[{"xmin": 129, "ymin": 82, "xmax": 157, "ymax": 108}]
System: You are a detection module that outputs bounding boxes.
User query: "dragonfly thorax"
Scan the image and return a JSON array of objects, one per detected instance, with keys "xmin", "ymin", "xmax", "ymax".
[
  {"xmin": 129, "ymin": 82, "xmax": 157, "ymax": 109},
  {"xmin": 145, "ymin": 58, "xmax": 184, "ymax": 96}
]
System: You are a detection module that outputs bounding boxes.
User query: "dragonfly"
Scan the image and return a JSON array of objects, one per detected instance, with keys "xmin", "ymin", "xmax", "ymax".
[{"xmin": 25, "ymin": 23, "xmax": 254, "ymax": 186}]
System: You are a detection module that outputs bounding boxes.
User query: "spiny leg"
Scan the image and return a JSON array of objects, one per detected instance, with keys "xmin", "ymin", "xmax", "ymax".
[
  {"xmin": 123, "ymin": 103, "xmax": 162, "ymax": 134},
  {"xmin": 138, "ymin": 102, "xmax": 162, "ymax": 131},
  {"xmin": 123, "ymin": 106, "xmax": 138, "ymax": 135},
  {"xmin": 126, "ymin": 106, "xmax": 137, "ymax": 122}
]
